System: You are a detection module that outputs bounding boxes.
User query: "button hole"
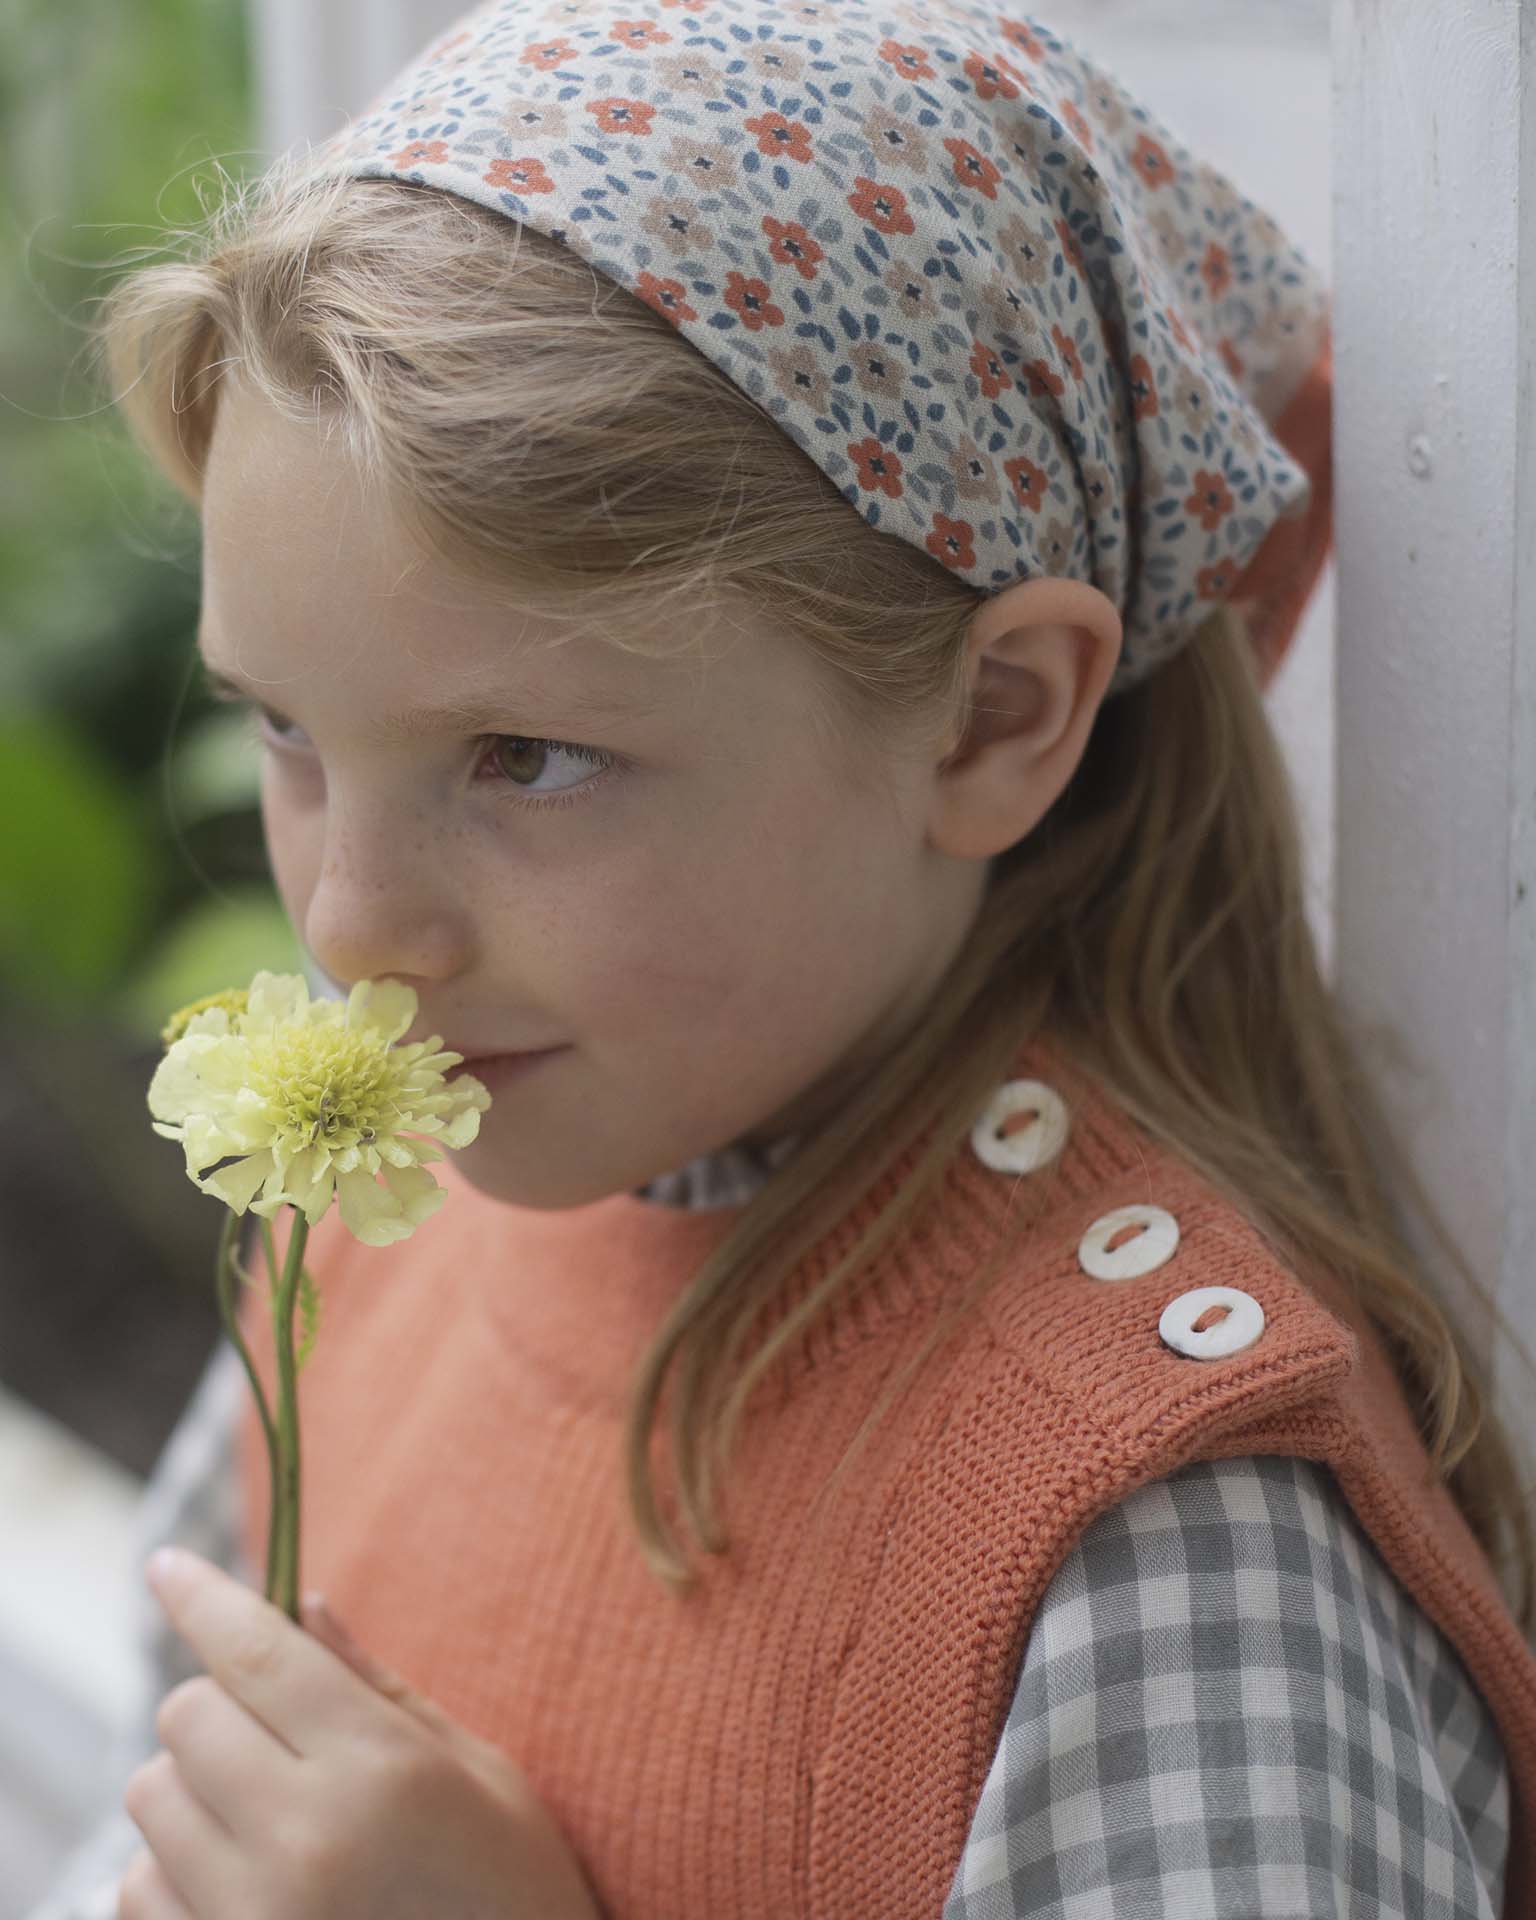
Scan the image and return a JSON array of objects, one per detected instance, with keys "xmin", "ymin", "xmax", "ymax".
[
  {"xmin": 999, "ymin": 1107, "xmax": 1040, "ymax": 1140},
  {"xmin": 1191, "ymin": 1303, "xmax": 1230, "ymax": 1332},
  {"xmin": 1105, "ymin": 1222, "xmax": 1142, "ymax": 1253}
]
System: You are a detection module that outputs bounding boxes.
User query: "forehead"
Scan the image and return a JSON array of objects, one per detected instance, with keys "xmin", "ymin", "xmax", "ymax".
[
  {"xmin": 199, "ymin": 383, "xmax": 528, "ymax": 660},
  {"xmin": 197, "ymin": 380, "xmax": 712, "ymax": 722},
  {"xmin": 195, "ymin": 378, "xmax": 850, "ymax": 756}
]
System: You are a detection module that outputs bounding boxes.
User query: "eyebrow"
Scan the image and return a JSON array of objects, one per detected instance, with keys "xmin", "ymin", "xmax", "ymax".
[{"xmin": 195, "ymin": 649, "xmax": 652, "ymax": 741}]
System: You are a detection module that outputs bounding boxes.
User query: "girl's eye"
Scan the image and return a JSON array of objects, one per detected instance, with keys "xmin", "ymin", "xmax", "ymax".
[
  {"xmin": 481, "ymin": 735, "xmax": 615, "ymax": 811},
  {"xmin": 245, "ymin": 708, "xmax": 614, "ymax": 814}
]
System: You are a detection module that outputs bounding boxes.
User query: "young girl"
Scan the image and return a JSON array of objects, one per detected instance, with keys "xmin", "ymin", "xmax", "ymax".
[{"xmin": 34, "ymin": 3, "xmax": 1536, "ymax": 1916}]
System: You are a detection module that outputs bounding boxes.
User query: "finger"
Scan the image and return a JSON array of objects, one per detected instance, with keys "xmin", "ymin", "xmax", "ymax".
[
  {"xmin": 146, "ymin": 1547, "xmax": 384, "ymax": 1757},
  {"xmin": 122, "ymin": 1752, "xmax": 243, "ymax": 1920},
  {"xmin": 154, "ymin": 1674, "xmax": 287, "ymax": 1842},
  {"xmin": 116, "ymin": 1844, "xmax": 197, "ymax": 1920}
]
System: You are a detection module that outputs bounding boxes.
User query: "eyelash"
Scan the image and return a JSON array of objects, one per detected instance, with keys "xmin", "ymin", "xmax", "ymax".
[{"xmin": 221, "ymin": 699, "xmax": 615, "ymax": 815}]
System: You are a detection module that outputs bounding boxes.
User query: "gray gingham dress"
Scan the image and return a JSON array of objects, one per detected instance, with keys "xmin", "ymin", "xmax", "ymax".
[{"xmin": 28, "ymin": 1138, "xmax": 1512, "ymax": 1920}]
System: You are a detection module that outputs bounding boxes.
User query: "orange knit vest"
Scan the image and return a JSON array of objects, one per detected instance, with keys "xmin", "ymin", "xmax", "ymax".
[{"xmin": 238, "ymin": 1031, "xmax": 1536, "ymax": 1918}]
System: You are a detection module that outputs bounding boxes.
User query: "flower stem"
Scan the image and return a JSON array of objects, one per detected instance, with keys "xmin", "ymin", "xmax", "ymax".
[
  {"xmin": 259, "ymin": 1216, "xmax": 279, "ymax": 1293},
  {"xmin": 212, "ymin": 1212, "xmax": 282, "ymax": 1604},
  {"xmin": 257, "ymin": 1217, "xmax": 284, "ymax": 1595},
  {"xmin": 270, "ymin": 1208, "xmax": 310, "ymax": 1623}
]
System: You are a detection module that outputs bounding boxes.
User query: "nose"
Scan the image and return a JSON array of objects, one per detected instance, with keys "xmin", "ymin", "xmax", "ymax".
[{"xmin": 301, "ymin": 807, "xmax": 471, "ymax": 988}]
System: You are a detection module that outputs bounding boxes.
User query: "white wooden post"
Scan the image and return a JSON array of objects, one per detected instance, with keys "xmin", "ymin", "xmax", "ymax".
[{"xmin": 1333, "ymin": 0, "xmax": 1536, "ymax": 1466}]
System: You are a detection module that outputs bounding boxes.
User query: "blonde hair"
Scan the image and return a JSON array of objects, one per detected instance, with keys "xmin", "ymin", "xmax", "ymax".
[{"xmin": 94, "ymin": 156, "xmax": 1535, "ymax": 1624}]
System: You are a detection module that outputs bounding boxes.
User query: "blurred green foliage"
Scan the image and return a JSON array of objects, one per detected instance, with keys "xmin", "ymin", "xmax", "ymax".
[{"xmin": 1, "ymin": 0, "xmax": 304, "ymax": 1051}]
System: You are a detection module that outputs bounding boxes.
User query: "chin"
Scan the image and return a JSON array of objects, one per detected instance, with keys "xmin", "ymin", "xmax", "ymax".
[{"xmin": 445, "ymin": 1145, "xmax": 635, "ymax": 1214}]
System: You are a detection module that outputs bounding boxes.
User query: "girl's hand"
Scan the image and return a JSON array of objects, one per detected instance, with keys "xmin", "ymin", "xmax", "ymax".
[{"xmin": 117, "ymin": 1548, "xmax": 604, "ymax": 1920}]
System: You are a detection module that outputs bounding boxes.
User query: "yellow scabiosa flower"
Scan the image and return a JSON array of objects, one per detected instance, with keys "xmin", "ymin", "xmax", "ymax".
[{"xmin": 147, "ymin": 970, "xmax": 491, "ymax": 1246}]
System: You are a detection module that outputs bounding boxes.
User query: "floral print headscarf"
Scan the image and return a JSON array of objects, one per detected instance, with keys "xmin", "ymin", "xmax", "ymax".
[{"xmin": 307, "ymin": 0, "xmax": 1333, "ymax": 695}]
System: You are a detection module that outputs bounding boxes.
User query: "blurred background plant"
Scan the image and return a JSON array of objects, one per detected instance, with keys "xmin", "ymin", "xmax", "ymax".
[{"xmin": 0, "ymin": 0, "xmax": 302, "ymax": 1477}]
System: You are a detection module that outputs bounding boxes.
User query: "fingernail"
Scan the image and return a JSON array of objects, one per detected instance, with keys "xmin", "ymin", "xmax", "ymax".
[
  {"xmin": 147, "ymin": 1547, "xmax": 191, "ymax": 1593},
  {"xmin": 306, "ymin": 1591, "xmax": 346, "ymax": 1635}
]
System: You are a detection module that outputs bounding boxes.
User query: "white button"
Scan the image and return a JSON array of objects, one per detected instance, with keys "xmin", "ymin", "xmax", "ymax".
[
  {"xmin": 1159, "ymin": 1286, "xmax": 1266, "ymax": 1359},
  {"xmin": 1077, "ymin": 1203, "xmax": 1180, "ymax": 1280},
  {"xmin": 970, "ymin": 1079, "xmax": 1071, "ymax": 1174}
]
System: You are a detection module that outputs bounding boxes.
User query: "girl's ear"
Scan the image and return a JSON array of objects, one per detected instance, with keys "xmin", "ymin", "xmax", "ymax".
[{"xmin": 927, "ymin": 578, "xmax": 1123, "ymax": 863}]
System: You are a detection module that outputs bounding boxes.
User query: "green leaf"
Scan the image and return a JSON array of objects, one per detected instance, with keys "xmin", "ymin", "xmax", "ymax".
[{"xmin": 295, "ymin": 1265, "xmax": 321, "ymax": 1373}]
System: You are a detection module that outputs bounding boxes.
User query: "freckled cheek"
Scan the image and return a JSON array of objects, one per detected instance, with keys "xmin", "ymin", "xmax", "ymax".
[
  {"xmin": 572, "ymin": 856, "xmax": 821, "ymax": 1023},
  {"xmin": 523, "ymin": 860, "xmax": 728, "ymax": 1014}
]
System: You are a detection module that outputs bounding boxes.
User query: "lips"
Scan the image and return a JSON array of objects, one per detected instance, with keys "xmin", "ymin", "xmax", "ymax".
[
  {"xmin": 408, "ymin": 1031, "xmax": 553, "ymax": 1059},
  {"xmin": 448, "ymin": 1045, "xmax": 570, "ymax": 1078},
  {"xmin": 454, "ymin": 1045, "xmax": 560, "ymax": 1063},
  {"xmin": 446, "ymin": 1047, "xmax": 567, "ymax": 1093}
]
